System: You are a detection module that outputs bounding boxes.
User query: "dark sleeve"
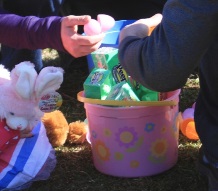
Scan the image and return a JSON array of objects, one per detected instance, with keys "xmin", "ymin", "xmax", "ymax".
[
  {"xmin": 118, "ymin": 0, "xmax": 218, "ymax": 92},
  {"xmin": 0, "ymin": 7, "xmax": 66, "ymax": 52}
]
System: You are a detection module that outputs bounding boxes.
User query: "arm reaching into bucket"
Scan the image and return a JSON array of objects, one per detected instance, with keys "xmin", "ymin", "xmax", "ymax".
[{"xmin": 118, "ymin": 8, "xmax": 211, "ymax": 92}]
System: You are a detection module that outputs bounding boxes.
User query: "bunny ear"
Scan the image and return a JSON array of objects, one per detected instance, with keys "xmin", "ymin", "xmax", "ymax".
[
  {"xmin": 0, "ymin": 64, "xmax": 10, "ymax": 86},
  {"xmin": 35, "ymin": 66, "xmax": 64, "ymax": 100},
  {"xmin": 0, "ymin": 65, "xmax": 10, "ymax": 80},
  {"xmin": 11, "ymin": 61, "xmax": 37, "ymax": 99}
]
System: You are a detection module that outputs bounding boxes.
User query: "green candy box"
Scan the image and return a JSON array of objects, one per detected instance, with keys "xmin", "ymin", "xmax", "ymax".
[{"xmin": 83, "ymin": 68, "xmax": 113, "ymax": 100}]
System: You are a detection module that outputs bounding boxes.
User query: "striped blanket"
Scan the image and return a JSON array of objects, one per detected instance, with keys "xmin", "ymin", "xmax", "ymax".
[{"xmin": 0, "ymin": 122, "xmax": 56, "ymax": 190}]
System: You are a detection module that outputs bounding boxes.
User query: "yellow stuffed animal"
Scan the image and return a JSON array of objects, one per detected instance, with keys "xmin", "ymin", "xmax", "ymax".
[{"xmin": 42, "ymin": 110, "xmax": 88, "ymax": 147}]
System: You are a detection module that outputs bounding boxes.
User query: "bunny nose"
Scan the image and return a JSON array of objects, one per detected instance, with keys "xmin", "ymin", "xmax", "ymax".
[{"xmin": 17, "ymin": 125, "xmax": 22, "ymax": 130}]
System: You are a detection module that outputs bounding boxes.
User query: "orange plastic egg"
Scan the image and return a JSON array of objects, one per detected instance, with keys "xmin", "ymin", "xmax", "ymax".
[{"xmin": 180, "ymin": 118, "xmax": 199, "ymax": 140}]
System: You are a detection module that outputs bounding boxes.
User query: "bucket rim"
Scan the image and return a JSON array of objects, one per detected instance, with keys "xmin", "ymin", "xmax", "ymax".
[{"xmin": 77, "ymin": 90, "xmax": 180, "ymax": 107}]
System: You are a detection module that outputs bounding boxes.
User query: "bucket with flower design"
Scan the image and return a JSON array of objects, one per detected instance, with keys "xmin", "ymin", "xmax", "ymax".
[{"xmin": 78, "ymin": 89, "xmax": 181, "ymax": 177}]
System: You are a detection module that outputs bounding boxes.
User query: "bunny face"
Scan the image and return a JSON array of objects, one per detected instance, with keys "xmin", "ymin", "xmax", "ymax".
[
  {"xmin": 4, "ymin": 104, "xmax": 44, "ymax": 131},
  {"xmin": 0, "ymin": 85, "xmax": 44, "ymax": 130},
  {"xmin": 6, "ymin": 114, "xmax": 29, "ymax": 131},
  {"xmin": 5, "ymin": 111, "xmax": 42, "ymax": 131}
]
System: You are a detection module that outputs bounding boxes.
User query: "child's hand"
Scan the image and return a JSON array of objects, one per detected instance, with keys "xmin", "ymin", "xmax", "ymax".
[
  {"xmin": 61, "ymin": 15, "xmax": 105, "ymax": 58},
  {"xmin": 119, "ymin": 14, "xmax": 163, "ymax": 42}
]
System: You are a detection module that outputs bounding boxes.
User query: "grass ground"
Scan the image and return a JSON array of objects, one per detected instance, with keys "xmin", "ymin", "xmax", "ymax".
[{"xmin": 26, "ymin": 49, "xmax": 206, "ymax": 191}]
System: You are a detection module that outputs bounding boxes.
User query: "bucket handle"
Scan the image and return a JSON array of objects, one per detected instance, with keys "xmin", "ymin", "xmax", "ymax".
[{"xmin": 77, "ymin": 91, "xmax": 177, "ymax": 107}]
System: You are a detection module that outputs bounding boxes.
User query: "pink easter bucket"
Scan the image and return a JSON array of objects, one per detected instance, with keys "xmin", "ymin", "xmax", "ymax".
[{"xmin": 78, "ymin": 89, "xmax": 180, "ymax": 177}]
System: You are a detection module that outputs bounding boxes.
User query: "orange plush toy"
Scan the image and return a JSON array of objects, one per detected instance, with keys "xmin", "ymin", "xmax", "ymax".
[{"xmin": 42, "ymin": 110, "xmax": 88, "ymax": 147}]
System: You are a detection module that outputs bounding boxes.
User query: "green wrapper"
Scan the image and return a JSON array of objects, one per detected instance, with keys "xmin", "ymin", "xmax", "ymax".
[
  {"xmin": 91, "ymin": 47, "xmax": 128, "ymax": 84},
  {"xmin": 106, "ymin": 81, "xmax": 140, "ymax": 101},
  {"xmin": 135, "ymin": 84, "xmax": 159, "ymax": 101}
]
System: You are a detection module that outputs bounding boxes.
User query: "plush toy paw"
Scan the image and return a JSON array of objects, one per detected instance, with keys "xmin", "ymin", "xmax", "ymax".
[
  {"xmin": 42, "ymin": 110, "xmax": 69, "ymax": 147},
  {"xmin": 42, "ymin": 110, "xmax": 88, "ymax": 147},
  {"xmin": 67, "ymin": 121, "xmax": 88, "ymax": 144}
]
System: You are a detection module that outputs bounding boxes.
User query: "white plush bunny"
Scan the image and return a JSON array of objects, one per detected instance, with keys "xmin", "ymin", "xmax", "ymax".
[
  {"xmin": 0, "ymin": 61, "xmax": 63, "ymax": 131},
  {"xmin": 0, "ymin": 61, "xmax": 64, "ymax": 190}
]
